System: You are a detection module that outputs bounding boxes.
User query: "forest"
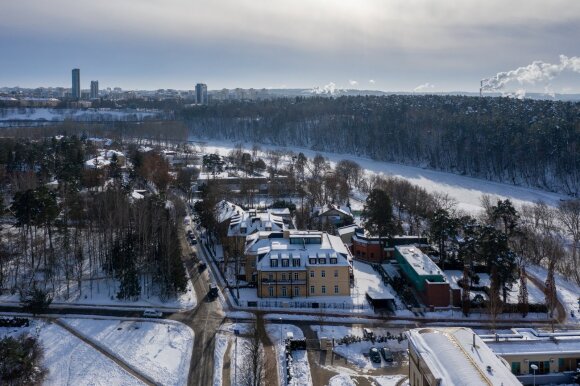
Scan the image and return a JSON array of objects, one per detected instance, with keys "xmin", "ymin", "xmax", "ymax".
[
  {"xmin": 181, "ymin": 95, "xmax": 580, "ymax": 196},
  {"xmin": 0, "ymin": 136, "xmax": 187, "ymax": 303}
]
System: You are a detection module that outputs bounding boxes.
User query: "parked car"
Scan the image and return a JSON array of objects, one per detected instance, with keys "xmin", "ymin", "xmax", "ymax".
[
  {"xmin": 363, "ymin": 328, "xmax": 374, "ymax": 339},
  {"xmin": 143, "ymin": 309, "xmax": 163, "ymax": 318},
  {"xmin": 198, "ymin": 262, "xmax": 207, "ymax": 271},
  {"xmin": 369, "ymin": 347, "xmax": 381, "ymax": 363},
  {"xmin": 190, "ymin": 238, "xmax": 198, "ymax": 245},
  {"xmin": 380, "ymin": 347, "xmax": 394, "ymax": 362},
  {"xmin": 208, "ymin": 283, "xmax": 219, "ymax": 299}
]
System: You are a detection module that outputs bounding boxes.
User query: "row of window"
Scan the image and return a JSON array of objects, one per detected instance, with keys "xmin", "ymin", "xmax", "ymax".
[
  {"xmin": 267, "ymin": 285, "xmax": 340, "ymax": 296},
  {"xmin": 266, "ymin": 270, "xmax": 340, "ymax": 281},
  {"xmin": 270, "ymin": 258, "xmax": 301, "ymax": 267}
]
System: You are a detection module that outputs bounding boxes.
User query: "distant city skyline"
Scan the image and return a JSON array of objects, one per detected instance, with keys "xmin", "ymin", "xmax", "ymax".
[{"xmin": 1, "ymin": 1, "xmax": 579, "ymax": 93}]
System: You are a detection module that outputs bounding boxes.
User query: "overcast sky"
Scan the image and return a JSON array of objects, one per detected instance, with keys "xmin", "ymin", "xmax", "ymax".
[{"xmin": 1, "ymin": 0, "xmax": 579, "ymax": 92}]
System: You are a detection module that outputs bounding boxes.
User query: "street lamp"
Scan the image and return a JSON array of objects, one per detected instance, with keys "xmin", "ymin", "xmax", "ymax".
[{"xmin": 530, "ymin": 363, "xmax": 538, "ymax": 386}]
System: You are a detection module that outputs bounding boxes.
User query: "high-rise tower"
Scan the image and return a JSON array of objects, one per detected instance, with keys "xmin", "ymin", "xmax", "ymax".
[{"xmin": 72, "ymin": 68, "xmax": 81, "ymax": 99}]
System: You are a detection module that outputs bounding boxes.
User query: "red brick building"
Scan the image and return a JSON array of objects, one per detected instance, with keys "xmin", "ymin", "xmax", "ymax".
[{"xmin": 351, "ymin": 228, "xmax": 429, "ymax": 263}]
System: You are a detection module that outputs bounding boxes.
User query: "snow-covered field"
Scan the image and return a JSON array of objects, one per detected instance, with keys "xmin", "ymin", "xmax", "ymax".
[
  {"xmin": 0, "ymin": 319, "xmax": 145, "ymax": 385},
  {"xmin": 0, "ymin": 272, "xmax": 197, "ymax": 311},
  {"xmin": 265, "ymin": 323, "xmax": 313, "ymax": 386},
  {"xmin": 191, "ymin": 138, "xmax": 571, "ymax": 213},
  {"xmin": 60, "ymin": 318, "xmax": 193, "ymax": 386}
]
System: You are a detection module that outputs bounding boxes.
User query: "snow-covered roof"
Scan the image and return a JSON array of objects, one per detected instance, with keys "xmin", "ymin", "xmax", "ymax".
[
  {"xmin": 487, "ymin": 337, "xmax": 580, "ymax": 356},
  {"xmin": 408, "ymin": 327, "xmax": 519, "ymax": 386},
  {"xmin": 227, "ymin": 209, "xmax": 286, "ymax": 237},
  {"xmin": 337, "ymin": 224, "xmax": 358, "ymax": 237},
  {"xmin": 396, "ymin": 245, "xmax": 444, "ymax": 277},
  {"xmin": 315, "ymin": 204, "xmax": 353, "ymax": 218},
  {"xmin": 216, "ymin": 200, "xmax": 246, "ymax": 224},
  {"xmin": 246, "ymin": 231, "xmax": 352, "ymax": 271}
]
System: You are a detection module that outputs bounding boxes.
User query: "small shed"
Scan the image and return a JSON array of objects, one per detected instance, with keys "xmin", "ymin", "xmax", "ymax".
[{"xmin": 366, "ymin": 290, "xmax": 396, "ymax": 311}]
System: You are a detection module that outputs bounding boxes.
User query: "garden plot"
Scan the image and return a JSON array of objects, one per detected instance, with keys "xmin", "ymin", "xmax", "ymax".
[
  {"xmin": 1, "ymin": 319, "xmax": 144, "ymax": 386},
  {"xmin": 265, "ymin": 323, "xmax": 312, "ymax": 386},
  {"xmin": 61, "ymin": 318, "xmax": 193, "ymax": 386}
]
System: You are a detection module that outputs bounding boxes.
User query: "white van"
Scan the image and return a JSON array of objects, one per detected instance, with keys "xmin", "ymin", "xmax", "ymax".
[{"xmin": 143, "ymin": 309, "xmax": 163, "ymax": 318}]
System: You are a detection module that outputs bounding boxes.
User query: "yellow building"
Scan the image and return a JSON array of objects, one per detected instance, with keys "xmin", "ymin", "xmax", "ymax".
[{"xmin": 245, "ymin": 230, "xmax": 352, "ymax": 298}]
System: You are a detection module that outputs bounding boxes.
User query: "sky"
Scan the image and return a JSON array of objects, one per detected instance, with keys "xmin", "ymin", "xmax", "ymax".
[{"xmin": 1, "ymin": 0, "xmax": 580, "ymax": 93}]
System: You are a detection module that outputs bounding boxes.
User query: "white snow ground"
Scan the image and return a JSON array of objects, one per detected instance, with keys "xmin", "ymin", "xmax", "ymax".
[
  {"xmin": 191, "ymin": 139, "xmax": 571, "ymax": 213},
  {"xmin": 60, "ymin": 317, "xmax": 193, "ymax": 386},
  {"xmin": 0, "ymin": 319, "xmax": 144, "ymax": 386}
]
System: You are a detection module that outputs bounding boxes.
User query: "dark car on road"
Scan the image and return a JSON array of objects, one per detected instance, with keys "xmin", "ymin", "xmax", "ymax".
[{"xmin": 198, "ymin": 262, "xmax": 207, "ymax": 271}]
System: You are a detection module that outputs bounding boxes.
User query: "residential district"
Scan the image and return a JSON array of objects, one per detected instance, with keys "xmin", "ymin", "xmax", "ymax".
[{"xmin": 0, "ymin": 111, "xmax": 579, "ymax": 385}]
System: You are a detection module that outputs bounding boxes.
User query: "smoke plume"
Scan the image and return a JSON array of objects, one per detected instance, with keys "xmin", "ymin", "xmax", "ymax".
[{"xmin": 481, "ymin": 55, "xmax": 580, "ymax": 91}]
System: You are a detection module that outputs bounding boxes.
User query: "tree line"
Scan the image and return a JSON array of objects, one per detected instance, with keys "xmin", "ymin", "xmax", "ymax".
[{"xmin": 182, "ymin": 95, "xmax": 580, "ymax": 196}]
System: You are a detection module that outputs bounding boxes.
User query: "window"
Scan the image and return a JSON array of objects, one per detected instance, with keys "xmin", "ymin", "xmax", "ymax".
[
  {"xmin": 294, "ymin": 272, "xmax": 299, "ymax": 280},
  {"xmin": 370, "ymin": 253, "xmax": 374, "ymax": 258},
  {"xmin": 309, "ymin": 258, "xmax": 316, "ymax": 265},
  {"xmin": 294, "ymin": 287, "xmax": 300, "ymax": 296},
  {"xmin": 334, "ymin": 285, "xmax": 339, "ymax": 294},
  {"xmin": 281, "ymin": 287, "xmax": 287, "ymax": 296},
  {"xmin": 293, "ymin": 258, "xmax": 301, "ymax": 267},
  {"xmin": 318, "ymin": 258, "xmax": 326, "ymax": 264},
  {"xmin": 310, "ymin": 271, "xmax": 314, "ymax": 278},
  {"xmin": 330, "ymin": 258, "xmax": 337, "ymax": 264},
  {"xmin": 251, "ymin": 261, "xmax": 256, "ymax": 268},
  {"xmin": 511, "ymin": 362, "xmax": 521, "ymax": 375},
  {"xmin": 282, "ymin": 259, "xmax": 289, "ymax": 267},
  {"xmin": 321, "ymin": 270, "xmax": 326, "ymax": 278},
  {"xmin": 321, "ymin": 285, "xmax": 326, "ymax": 294},
  {"xmin": 334, "ymin": 270, "xmax": 339, "ymax": 278},
  {"xmin": 268, "ymin": 286, "xmax": 274, "ymax": 297},
  {"xmin": 270, "ymin": 259, "xmax": 278, "ymax": 267},
  {"xmin": 268, "ymin": 274, "xmax": 273, "ymax": 281},
  {"xmin": 310, "ymin": 286, "xmax": 315, "ymax": 294},
  {"xmin": 281, "ymin": 273, "xmax": 286, "ymax": 281}
]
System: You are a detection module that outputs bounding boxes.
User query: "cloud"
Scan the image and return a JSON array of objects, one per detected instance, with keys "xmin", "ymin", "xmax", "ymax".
[
  {"xmin": 369, "ymin": 79, "xmax": 375, "ymax": 84},
  {"xmin": 349, "ymin": 80, "xmax": 358, "ymax": 87},
  {"xmin": 481, "ymin": 55, "xmax": 580, "ymax": 91},
  {"xmin": 413, "ymin": 82, "xmax": 435, "ymax": 92}
]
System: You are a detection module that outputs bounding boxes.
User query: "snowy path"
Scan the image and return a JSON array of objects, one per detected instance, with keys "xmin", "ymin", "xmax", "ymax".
[{"xmin": 191, "ymin": 138, "xmax": 571, "ymax": 213}]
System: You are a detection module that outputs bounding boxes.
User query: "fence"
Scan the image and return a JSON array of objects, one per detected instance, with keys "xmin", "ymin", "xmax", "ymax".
[{"xmin": 240, "ymin": 299, "xmax": 370, "ymax": 311}]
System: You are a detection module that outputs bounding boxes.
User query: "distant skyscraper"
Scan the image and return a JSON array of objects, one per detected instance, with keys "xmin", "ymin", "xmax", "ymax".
[
  {"xmin": 90, "ymin": 80, "xmax": 99, "ymax": 99},
  {"xmin": 71, "ymin": 68, "xmax": 80, "ymax": 100},
  {"xmin": 195, "ymin": 83, "xmax": 208, "ymax": 105}
]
